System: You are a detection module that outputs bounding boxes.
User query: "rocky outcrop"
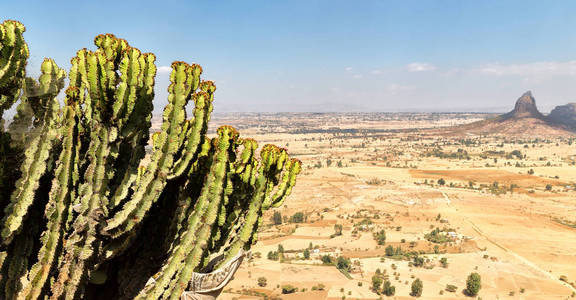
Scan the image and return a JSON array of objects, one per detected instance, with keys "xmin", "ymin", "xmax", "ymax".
[
  {"xmin": 442, "ymin": 91, "xmax": 574, "ymax": 137},
  {"xmin": 548, "ymin": 103, "xmax": 576, "ymax": 129},
  {"xmin": 502, "ymin": 91, "xmax": 545, "ymax": 119}
]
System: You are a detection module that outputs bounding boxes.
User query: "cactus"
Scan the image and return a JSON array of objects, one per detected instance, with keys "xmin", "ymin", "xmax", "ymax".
[{"xmin": 0, "ymin": 20, "xmax": 301, "ymax": 300}]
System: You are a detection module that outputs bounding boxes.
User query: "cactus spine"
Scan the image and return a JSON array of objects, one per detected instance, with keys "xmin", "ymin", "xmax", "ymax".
[{"xmin": 0, "ymin": 20, "xmax": 301, "ymax": 300}]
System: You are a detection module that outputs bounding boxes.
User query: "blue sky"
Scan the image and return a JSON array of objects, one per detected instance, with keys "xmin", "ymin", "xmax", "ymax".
[{"xmin": 4, "ymin": 1, "xmax": 576, "ymax": 112}]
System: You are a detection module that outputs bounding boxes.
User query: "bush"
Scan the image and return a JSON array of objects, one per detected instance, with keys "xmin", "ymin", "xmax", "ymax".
[
  {"xmin": 466, "ymin": 272, "xmax": 481, "ymax": 296},
  {"xmin": 440, "ymin": 257, "xmax": 448, "ymax": 268},
  {"xmin": 385, "ymin": 245, "xmax": 395, "ymax": 256},
  {"xmin": 411, "ymin": 278, "xmax": 423, "ymax": 297},
  {"xmin": 373, "ymin": 229, "xmax": 386, "ymax": 245},
  {"xmin": 382, "ymin": 280, "xmax": 395, "ymax": 296},
  {"xmin": 332, "ymin": 224, "xmax": 343, "ymax": 237},
  {"xmin": 303, "ymin": 248, "xmax": 310, "ymax": 259},
  {"xmin": 438, "ymin": 178, "xmax": 446, "ymax": 185},
  {"xmin": 413, "ymin": 256, "xmax": 424, "ymax": 267},
  {"xmin": 510, "ymin": 150, "xmax": 523, "ymax": 159},
  {"xmin": 371, "ymin": 275, "xmax": 383, "ymax": 292},
  {"xmin": 282, "ymin": 285, "xmax": 297, "ymax": 294},
  {"xmin": 445, "ymin": 284, "xmax": 457, "ymax": 292},
  {"xmin": 290, "ymin": 212, "xmax": 305, "ymax": 223},
  {"xmin": 321, "ymin": 255, "xmax": 334, "ymax": 265},
  {"xmin": 272, "ymin": 211, "xmax": 282, "ymax": 225},
  {"xmin": 336, "ymin": 256, "xmax": 352, "ymax": 272},
  {"xmin": 424, "ymin": 227, "xmax": 453, "ymax": 244},
  {"xmin": 267, "ymin": 251, "xmax": 279, "ymax": 261},
  {"xmin": 257, "ymin": 277, "xmax": 267, "ymax": 287}
]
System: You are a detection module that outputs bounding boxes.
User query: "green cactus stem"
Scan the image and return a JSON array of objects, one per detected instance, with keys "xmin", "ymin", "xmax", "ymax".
[{"xmin": 0, "ymin": 22, "xmax": 301, "ymax": 300}]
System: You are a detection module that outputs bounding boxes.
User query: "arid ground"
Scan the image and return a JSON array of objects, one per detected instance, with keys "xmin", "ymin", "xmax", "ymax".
[{"xmin": 171, "ymin": 112, "xmax": 576, "ymax": 300}]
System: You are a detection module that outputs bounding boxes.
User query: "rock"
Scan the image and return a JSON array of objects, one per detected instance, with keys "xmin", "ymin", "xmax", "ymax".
[
  {"xmin": 548, "ymin": 103, "xmax": 576, "ymax": 129},
  {"xmin": 503, "ymin": 91, "xmax": 544, "ymax": 119},
  {"xmin": 444, "ymin": 91, "xmax": 573, "ymax": 137}
]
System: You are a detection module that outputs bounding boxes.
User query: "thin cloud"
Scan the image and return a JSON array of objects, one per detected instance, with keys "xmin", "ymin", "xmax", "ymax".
[
  {"xmin": 385, "ymin": 83, "xmax": 413, "ymax": 94},
  {"xmin": 476, "ymin": 61, "xmax": 576, "ymax": 77},
  {"xmin": 157, "ymin": 66, "xmax": 172, "ymax": 74},
  {"xmin": 407, "ymin": 62, "xmax": 436, "ymax": 72}
]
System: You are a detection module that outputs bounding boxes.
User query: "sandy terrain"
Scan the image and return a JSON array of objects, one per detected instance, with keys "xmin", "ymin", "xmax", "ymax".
[{"xmin": 187, "ymin": 112, "xmax": 576, "ymax": 300}]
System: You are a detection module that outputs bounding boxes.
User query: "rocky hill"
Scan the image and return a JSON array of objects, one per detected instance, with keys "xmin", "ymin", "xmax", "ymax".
[
  {"xmin": 501, "ymin": 91, "xmax": 545, "ymax": 120},
  {"xmin": 548, "ymin": 103, "xmax": 576, "ymax": 129},
  {"xmin": 443, "ymin": 91, "xmax": 574, "ymax": 137}
]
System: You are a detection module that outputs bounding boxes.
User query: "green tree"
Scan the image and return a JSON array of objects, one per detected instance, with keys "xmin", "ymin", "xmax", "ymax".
[
  {"xmin": 440, "ymin": 257, "xmax": 448, "ymax": 268},
  {"xmin": 272, "ymin": 211, "xmax": 283, "ymax": 225},
  {"xmin": 466, "ymin": 272, "xmax": 481, "ymax": 296},
  {"xmin": 333, "ymin": 224, "xmax": 343, "ymax": 236},
  {"xmin": 321, "ymin": 255, "xmax": 334, "ymax": 265},
  {"xmin": 267, "ymin": 251, "xmax": 279, "ymax": 261},
  {"xmin": 371, "ymin": 275, "xmax": 383, "ymax": 292},
  {"xmin": 413, "ymin": 256, "xmax": 424, "ymax": 267},
  {"xmin": 438, "ymin": 178, "xmax": 446, "ymax": 186},
  {"xmin": 303, "ymin": 248, "xmax": 310, "ymax": 259},
  {"xmin": 337, "ymin": 256, "xmax": 351, "ymax": 272},
  {"xmin": 373, "ymin": 229, "xmax": 386, "ymax": 245},
  {"xmin": 290, "ymin": 212, "xmax": 305, "ymax": 223},
  {"xmin": 382, "ymin": 280, "xmax": 396, "ymax": 296},
  {"xmin": 411, "ymin": 278, "xmax": 423, "ymax": 297},
  {"xmin": 385, "ymin": 245, "xmax": 395, "ymax": 256}
]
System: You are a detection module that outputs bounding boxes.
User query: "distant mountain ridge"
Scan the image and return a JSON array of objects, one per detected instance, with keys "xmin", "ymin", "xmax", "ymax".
[
  {"xmin": 548, "ymin": 103, "xmax": 576, "ymax": 129},
  {"xmin": 444, "ymin": 91, "xmax": 575, "ymax": 137}
]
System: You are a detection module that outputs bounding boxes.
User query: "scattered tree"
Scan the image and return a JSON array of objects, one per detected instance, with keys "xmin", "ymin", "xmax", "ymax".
[
  {"xmin": 337, "ymin": 256, "xmax": 352, "ymax": 273},
  {"xmin": 332, "ymin": 224, "xmax": 343, "ymax": 237},
  {"xmin": 321, "ymin": 255, "xmax": 334, "ymax": 265},
  {"xmin": 411, "ymin": 278, "xmax": 423, "ymax": 297},
  {"xmin": 466, "ymin": 272, "xmax": 481, "ymax": 296},
  {"xmin": 440, "ymin": 257, "xmax": 448, "ymax": 268},
  {"xmin": 413, "ymin": 256, "xmax": 424, "ymax": 267},
  {"xmin": 383, "ymin": 280, "xmax": 396, "ymax": 296},
  {"xmin": 373, "ymin": 229, "xmax": 386, "ymax": 245},
  {"xmin": 290, "ymin": 212, "xmax": 305, "ymax": 223},
  {"xmin": 272, "ymin": 211, "xmax": 283, "ymax": 225},
  {"xmin": 371, "ymin": 275, "xmax": 383, "ymax": 292},
  {"xmin": 385, "ymin": 245, "xmax": 395, "ymax": 256}
]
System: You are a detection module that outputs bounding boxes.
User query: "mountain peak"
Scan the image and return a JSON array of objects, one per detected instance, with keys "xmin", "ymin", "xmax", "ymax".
[{"xmin": 507, "ymin": 91, "xmax": 544, "ymax": 119}]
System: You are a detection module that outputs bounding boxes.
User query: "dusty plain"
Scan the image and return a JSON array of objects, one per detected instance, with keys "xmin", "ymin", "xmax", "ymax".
[{"xmin": 171, "ymin": 112, "xmax": 576, "ymax": 300}]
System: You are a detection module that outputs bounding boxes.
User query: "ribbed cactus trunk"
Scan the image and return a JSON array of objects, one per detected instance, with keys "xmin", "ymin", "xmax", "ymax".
[{"xmin": 0, "ymin": 20, "xmax": 301, "ymax": 300}]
